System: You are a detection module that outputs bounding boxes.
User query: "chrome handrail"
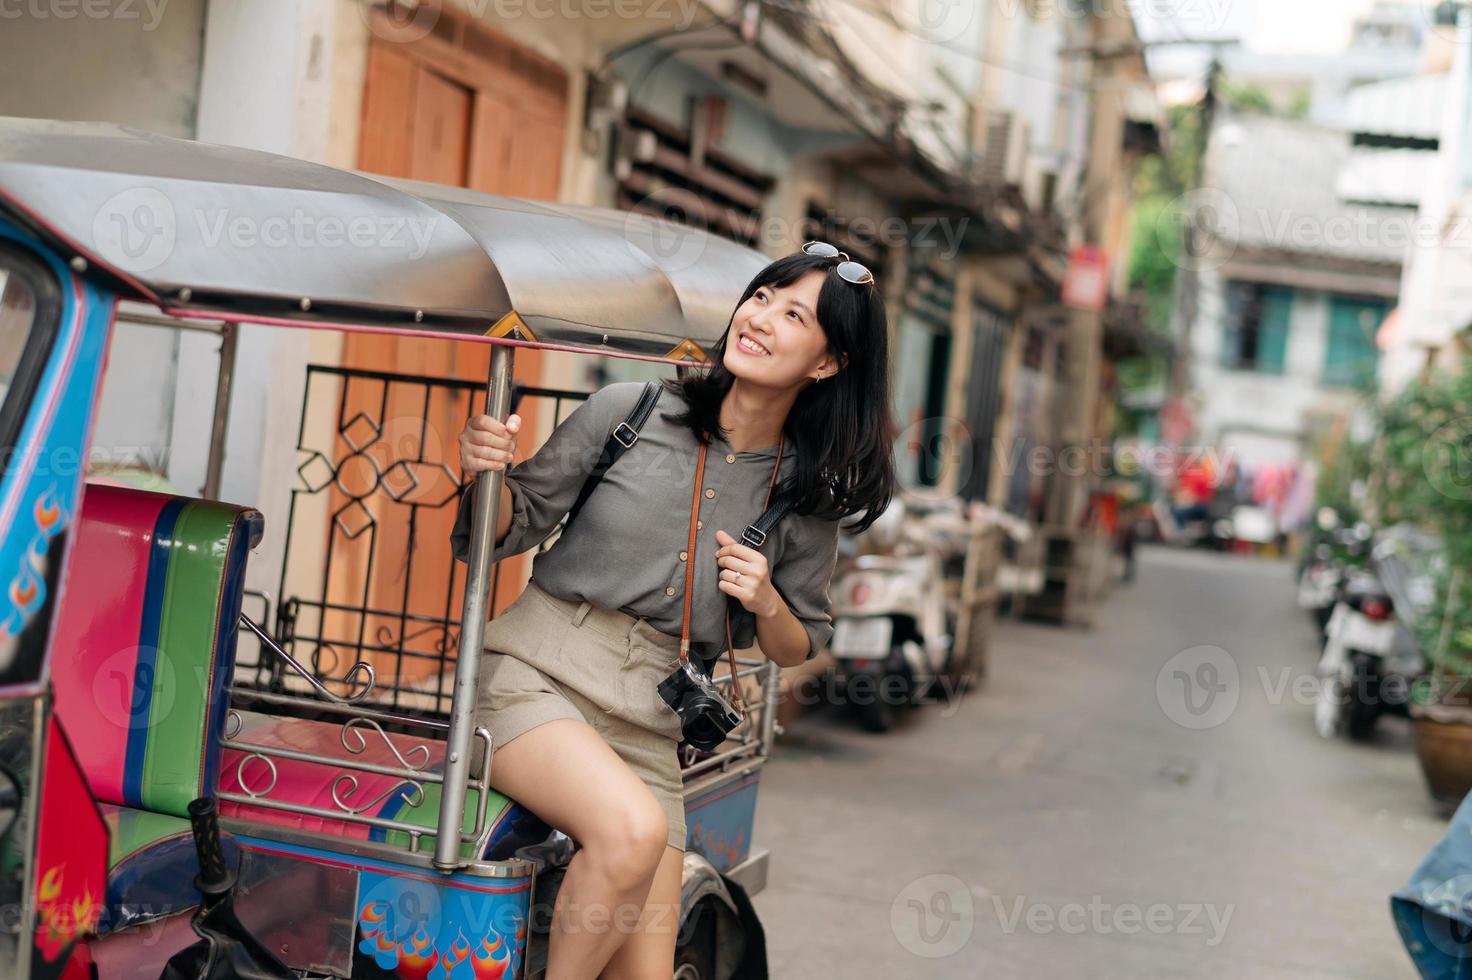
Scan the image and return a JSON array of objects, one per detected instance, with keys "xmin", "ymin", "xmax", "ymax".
[
  {"xmin": 218, "ymin": 705, "xmax": 496, "ymax": 855},
  {"xmin": 239, "ymin": 613, "xmax": 376, "ymax": 704},
  {"xmin": 681, "ymin": 740, "xmax": 761, "ymax": 780},
  {"xmin": 437, "ymin": 343, "xmax": 514, "ymax": 870},
  {"xmin": 229, "ymin": 687, "xmax": 450, "ymax": 732},
  {"xmin": 225, "ymin": 739, "xmax": 437, "ymax": 784},
  {"xmin": 216, "ymin": 786, "xmax": 437, "ymax": 849}
]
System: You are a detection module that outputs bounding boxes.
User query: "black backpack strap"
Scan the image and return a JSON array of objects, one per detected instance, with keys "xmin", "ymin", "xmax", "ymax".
[
  {"xmin": 740, "ymin": 489, "xmax": 796, "ymax": 549},
  {"xmin": 713, "ymin": 489, "xmax": 798, "ymax": 659},
  {"xmin": 566, "ymin": 382, "xmax": 661, "ymax": 526}
]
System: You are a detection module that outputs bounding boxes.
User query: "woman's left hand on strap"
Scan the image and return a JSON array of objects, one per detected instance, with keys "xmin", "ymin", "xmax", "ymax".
[{"xmin": 713, "ymin": 529, "xmax": 782, "ymax": 618}]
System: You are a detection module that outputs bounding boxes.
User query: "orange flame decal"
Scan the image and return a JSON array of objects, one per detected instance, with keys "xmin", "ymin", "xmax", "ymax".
[
  {"xmin": 34, "ymin": 493, "xmax": 61, "ymax": 529},
  {"xmin": 38, "ymin": 866, "xmax": 63, "ymax": 902},
  {"xmin": 394, "ymin": 928, "xmax": 436, "ymax": 980},
  {"xmin": 12, "ymin": 575, "xmax": 38, "ymax": 608},
  {"xmin": 471, "ymin": 933, "xmax": 509, "ymax": 979}
]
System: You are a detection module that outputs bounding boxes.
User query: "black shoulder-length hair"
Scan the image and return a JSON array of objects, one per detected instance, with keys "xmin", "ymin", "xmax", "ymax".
[{"xmin": 662, "ymin": 251, "xmax": 896, "ymax": 532}]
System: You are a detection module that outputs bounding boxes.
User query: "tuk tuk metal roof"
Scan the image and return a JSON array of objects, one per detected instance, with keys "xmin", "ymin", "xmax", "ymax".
[{"xmin": 0, "ymin": 117, "xmax": 769, "ymax": 361}]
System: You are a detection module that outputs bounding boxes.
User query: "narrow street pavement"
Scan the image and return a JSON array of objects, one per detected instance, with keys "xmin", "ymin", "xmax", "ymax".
[{"xmin": 752, "ymin": 546, "xmax": 1448, "ymax": 979}]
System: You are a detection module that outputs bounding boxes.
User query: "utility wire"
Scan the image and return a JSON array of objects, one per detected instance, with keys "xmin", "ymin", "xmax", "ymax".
[
  {"xmin": 596, "ymin": 7, "xmax": 745, "ymax": 76},
  {"xmin": 812, "ymin": 0, "xmax": 1127, "ymax": 95},
  {"xmin": 627, "ymin": 36, "xmax": 750, "ymax": 107}
]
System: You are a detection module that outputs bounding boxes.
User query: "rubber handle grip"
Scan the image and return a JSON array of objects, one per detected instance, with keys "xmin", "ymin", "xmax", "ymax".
[{"xmin": 187, "ymin": 797, "xmax": 231, "ymax": 893}]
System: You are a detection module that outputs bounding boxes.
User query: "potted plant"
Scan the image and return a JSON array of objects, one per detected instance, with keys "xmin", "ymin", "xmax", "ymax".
[
  {"xmin": 1377, "ymin": 367, "xmax": 1472, "ymax": 807},
  {"xmin": 1408, "ymin": 568, "xmax": 1472, "ymax": 808}
]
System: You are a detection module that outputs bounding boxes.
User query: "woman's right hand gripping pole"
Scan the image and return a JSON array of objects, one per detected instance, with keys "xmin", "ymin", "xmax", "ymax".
[
  {"xmin": 459, "ymin": 412, "xmax": 522, "ymax": 474},
  {"xmin": 457, "ymin": 412, "xmax": 522, "ymax": 547}
]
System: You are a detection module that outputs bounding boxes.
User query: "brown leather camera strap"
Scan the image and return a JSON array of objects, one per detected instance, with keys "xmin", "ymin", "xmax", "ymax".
[
  {"xmin": 679, "ymin": 443, "xmax": 709, "ymax": 665},
  {"xmin": 679, "ymin": 434, "xmax": 786, "ymax": 717}
]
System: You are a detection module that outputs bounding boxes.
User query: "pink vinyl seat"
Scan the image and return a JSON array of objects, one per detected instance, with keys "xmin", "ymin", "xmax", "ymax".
[
  {"xmin": 48, "ymin": 484, "xmax": 261, "ymax": 931},
  {"xmin": 50, "ymin": 484, "xmax": 262, "ymax": 819},
  {"xmin": 49, "ymin": 483, "xmax": 548, "ymax": 936}
]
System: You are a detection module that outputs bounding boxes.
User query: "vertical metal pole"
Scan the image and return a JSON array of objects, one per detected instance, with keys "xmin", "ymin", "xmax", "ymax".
[
  {"xmin": 760, "ymin": 661, "xmax": 779, "ymax": 758},
  {"xmin": 203, "ymin": 322, "xmax": 238, "ymax": 499},
  {"xmin": 435, "ymin": 342, "xmax": 515, "ymax": 871}
]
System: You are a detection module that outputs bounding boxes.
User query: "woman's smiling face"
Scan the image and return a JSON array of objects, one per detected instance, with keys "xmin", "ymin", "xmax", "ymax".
[{"xmin": 723, "ymin": 269, "xmax": 838, "ymax": 389}]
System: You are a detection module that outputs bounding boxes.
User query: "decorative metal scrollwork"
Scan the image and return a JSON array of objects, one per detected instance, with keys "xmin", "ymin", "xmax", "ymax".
[
  {"xmin": 332, "ymin": 774, "xmax": 424, "ymax": 816},
  {"xmin": 234, "ymin": 753, "xmax": 279, "ymax": 798},
  {"xmin": 240, "ymin": 613, "xmax": 376, "ymax": 704},
  {"xmin": 375, "ymin": 621, "xmax": 461, "ymax": 656},
  {"xmin": 341, "ymin": 716, "xmax": 431, "ymax": 771}
]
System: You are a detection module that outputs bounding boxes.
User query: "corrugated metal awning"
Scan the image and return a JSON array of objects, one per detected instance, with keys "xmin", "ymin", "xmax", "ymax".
[
  {"xmin": 1345, "ymin": 73, "xmax": 1447, "ymax": 142},
  {"xmin": 0, "ymin": 117, "xmax": 770, "ymax": 361}
]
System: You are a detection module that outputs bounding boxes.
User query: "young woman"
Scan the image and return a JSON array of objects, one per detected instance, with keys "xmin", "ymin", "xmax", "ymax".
[{"xmin": 452, "ymin": 243, "xmax": 895, "ymax": 978}]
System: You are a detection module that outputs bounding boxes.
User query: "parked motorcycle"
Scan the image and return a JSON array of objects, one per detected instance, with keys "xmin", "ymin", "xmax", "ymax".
[
  {"xmin": 1297, "ymin": 541, "xmax": 1346, "ymax": 635},
  {"xmin": 828, "ymin": 495, "xmax": 956, "ymax": 733},
  {"xmin": 1227, "ymin": 503, "xmax": 1277, "ymax": 551},
  {"xmin": 899, "ymin": 494, "xmax": 996, "ymax": 690},
  {"xmin": 1313, "ymin": 525, "xmax": 1439, "ymax": 741},
  {"xmin": 1150, "ymin": 495, "xmax": 1234, "ymax": 550},
  {"xmin": 1296, "ymin": 509, "xmax": 1373, "ymax": 637}
]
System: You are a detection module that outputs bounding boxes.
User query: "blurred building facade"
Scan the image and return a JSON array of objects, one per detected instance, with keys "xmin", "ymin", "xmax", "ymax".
[
  {"xmin": 1208, "ymin": 1, "xmax": 1424, "ymax": 129},
  {"xmin": 1178, "ymin": 112, "xmax": 1405, "ymax": 472},
  {"xmin": 0, "ymin": 0, "xmax": 1158, "ymax": 605},
  {"xmin": 1379, "ymin": 4, "xmax": 1472, "ymax": 396}
]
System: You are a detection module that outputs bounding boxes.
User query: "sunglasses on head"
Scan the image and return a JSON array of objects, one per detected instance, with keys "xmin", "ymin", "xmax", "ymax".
[{"xmin": 802, "ymin": 241, "xmax": 875, "ymax": 285}]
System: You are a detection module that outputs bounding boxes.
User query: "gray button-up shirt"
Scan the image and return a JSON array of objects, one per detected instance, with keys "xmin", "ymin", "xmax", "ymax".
[{"xmin": 451, "ymin": 381, "xmax": 840, "ymax": 665}]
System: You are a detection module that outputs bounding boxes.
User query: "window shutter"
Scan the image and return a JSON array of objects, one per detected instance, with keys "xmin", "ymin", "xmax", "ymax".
[
  {"xmin": 1324, "ymin": 297, "xmax": 1387, "ymax": 387},
  {"xmin": 1221, "ymin": 283, "xmax": 1244, "ymax": 368},
  {"xmin": 1258, "ymin": 287, "xmax": 1292, "ymax": 374}
]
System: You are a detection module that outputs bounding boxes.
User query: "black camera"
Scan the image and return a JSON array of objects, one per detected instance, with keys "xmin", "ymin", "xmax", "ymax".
[{"xmin": 657, "ymin": 658, "xmax": 741, "ymax": 752}]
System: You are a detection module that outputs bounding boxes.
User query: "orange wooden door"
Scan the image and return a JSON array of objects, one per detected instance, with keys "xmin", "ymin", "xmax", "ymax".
[
  {"xmin": 468, "ymin": 85, "xmax": 566, "ymax": 199},
  {"xmin": 333, "ymin": 36, "xmax": 567, "ymax": 695}
]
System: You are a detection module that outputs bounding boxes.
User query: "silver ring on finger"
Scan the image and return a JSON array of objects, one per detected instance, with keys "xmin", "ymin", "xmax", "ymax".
[{"xmin": 734, "ymin": 570, "xmax": 742, "ymax": 581}]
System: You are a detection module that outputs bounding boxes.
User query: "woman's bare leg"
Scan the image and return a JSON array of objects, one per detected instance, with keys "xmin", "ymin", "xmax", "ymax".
[
  {"xmin": 598, "ymin": 844, "xmax": 683, "ymax": 980},
  {"xmin": 488, "ymin": 718, "xmax": 669, "ymax": 979}
]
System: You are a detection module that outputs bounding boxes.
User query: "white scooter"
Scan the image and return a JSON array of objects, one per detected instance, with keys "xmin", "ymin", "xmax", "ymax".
[
  {"xmin": 827, "ymin": 495, "xmax": 955, "ymax": 733},
  {"xmin": 1313, "ymin": 527, "xmax": 1437, "ymax": 741}
]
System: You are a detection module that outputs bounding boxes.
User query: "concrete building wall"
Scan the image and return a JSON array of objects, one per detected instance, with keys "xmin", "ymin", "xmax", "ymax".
[
  {"xmin": 0, "ymin": 0, "xmax": 210, "ymax": 485},
  {"xmin": 0, "ymin": 0, "xmax": 206, "ymax": 137},
  {"xmin": 1190, "ymin": 273, "xmax": 1361, "ymax": 468},
  {"xmin": 183, "ymin": 0, "xmax": 361, "ymax": 602},
  {"xmin": 620, "ymin": 49, "xmax": 798, "ymax": 178},
  {"xmin": 3, "ymin": 0, "xmax": 1109, "ymax": 577}
]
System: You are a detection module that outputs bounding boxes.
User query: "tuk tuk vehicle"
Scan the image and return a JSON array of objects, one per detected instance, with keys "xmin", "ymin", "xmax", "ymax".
[{"xmin": 0, "ymin": 116, "xmax": 781, "ymax": 978}]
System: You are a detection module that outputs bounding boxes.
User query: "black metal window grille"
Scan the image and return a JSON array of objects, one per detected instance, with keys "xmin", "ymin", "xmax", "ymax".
[{"xmin": 234, "ymin": 364, "xmax": 591, "ymax": 720}]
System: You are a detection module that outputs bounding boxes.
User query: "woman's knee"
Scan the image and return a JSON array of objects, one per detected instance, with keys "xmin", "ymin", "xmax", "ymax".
[
  {"xmin": 581, "ymin": 794, "xmax": 669, "ymax": 887},
  {"xmin": 482, "ymin": 718, "xmax": 667, "ymax": 885}
]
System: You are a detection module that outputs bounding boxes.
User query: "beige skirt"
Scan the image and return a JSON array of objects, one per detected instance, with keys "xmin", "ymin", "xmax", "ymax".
[{"xmin": 475, "ymin": 577, "xmax": 688, "ymax": 850}]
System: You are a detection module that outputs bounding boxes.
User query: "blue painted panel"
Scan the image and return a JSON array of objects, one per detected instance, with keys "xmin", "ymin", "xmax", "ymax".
[
  {"xmin": 235, "ymin": 835, "xmax": 532, "ymax": 980},
  {"xmin": 0, "ymin": 219, "xmax": 114, "ymax": 690},
  {"xmin": 685, "ymin": 772, "xmax": 761, "ymax": 873}
]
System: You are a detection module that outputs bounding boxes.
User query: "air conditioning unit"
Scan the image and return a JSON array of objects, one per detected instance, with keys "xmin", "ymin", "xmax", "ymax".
[
  {"xmin": 974, "ymin": 110, "xmax": 1030, "ymax": 187},
  {"xmin": 610, "ymin": 123, "xmax": 657, "ymax": 181}
]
